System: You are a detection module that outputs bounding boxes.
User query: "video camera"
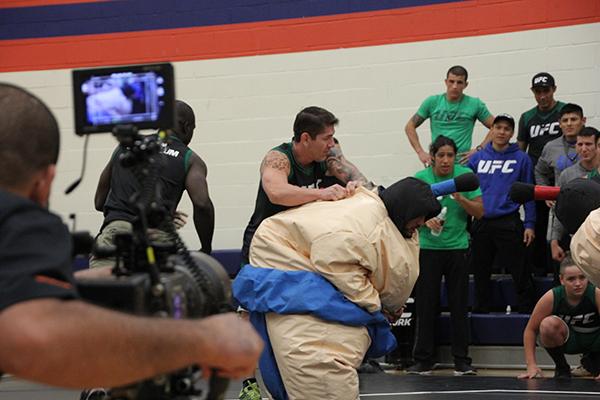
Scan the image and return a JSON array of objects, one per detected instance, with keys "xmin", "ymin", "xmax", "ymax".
[{"xmin": 71, "ymin": 63, "xmax": 231, "ymax": 400}]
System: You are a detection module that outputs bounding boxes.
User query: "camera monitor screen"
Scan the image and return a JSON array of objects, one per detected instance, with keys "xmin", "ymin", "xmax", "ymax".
[{"xmin": 73, "ymin": 63, "xmax": 175, "ymax": 135}]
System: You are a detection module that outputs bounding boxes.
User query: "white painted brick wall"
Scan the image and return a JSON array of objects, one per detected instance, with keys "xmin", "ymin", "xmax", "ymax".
[{"xmin": 1, "ymin": 23, "xmax": 599, "ymax": 250}]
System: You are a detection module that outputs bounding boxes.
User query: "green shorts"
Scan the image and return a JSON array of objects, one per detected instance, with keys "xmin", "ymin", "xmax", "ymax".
[{"xmin": 550, "ymin": 315, "xmax": 600, "ymax": 354}]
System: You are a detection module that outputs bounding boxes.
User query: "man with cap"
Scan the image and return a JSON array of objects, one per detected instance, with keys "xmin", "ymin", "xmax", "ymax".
[
  {"xmin": 468, "ymin": 114, "xmax": 536, "ymax": 313},
  {"xmin": 518, "ymin": 73, "xmax": 565, "ymax": 164},
  {"xmin": 535, "ymin": 103, "xmax": 587, "ymax": 279},
  {"xmin": 517, "ymin": 72, "xmax": 565, "ymax": 277},
  {"xmin": 233, "ymin": 178, "xmax": 440, "ymax": 400}
]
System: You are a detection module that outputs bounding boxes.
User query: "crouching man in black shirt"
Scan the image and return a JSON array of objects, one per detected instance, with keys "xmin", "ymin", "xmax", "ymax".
[{"xmin": 0, "ymin": 83, "xmax": 262, "ymax": 388}]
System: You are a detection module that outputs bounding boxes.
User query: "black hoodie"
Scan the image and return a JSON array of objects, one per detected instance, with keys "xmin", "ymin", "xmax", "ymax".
[
  {"xmin": 556, "ymin": 178, "xmax": 600, "ymax": 235},
  {"xmin": 379, "ymin": 177, "xmax": 441, "ymax": 238}
]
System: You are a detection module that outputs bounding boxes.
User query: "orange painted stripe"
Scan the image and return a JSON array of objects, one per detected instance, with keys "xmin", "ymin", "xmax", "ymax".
[
  {"xmin": 0, "ymin": 0, "xmax": 106, "ymax": 8},
  {"xmin": 1, "ymin": 0, "xmax": 599, "ymax": 73}
]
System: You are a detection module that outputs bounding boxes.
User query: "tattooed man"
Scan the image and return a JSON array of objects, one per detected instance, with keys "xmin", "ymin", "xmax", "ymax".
[
  {"xmin": 240, "ymin": 106, "xmax": 372, "ymax": 266},
  {"xmin": 237, "ymin": 106, "xmax": 373, "ymax": 399}
]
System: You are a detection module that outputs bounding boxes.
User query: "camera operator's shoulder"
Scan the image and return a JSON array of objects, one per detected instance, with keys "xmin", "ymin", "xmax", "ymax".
[{"xmin": 0, "ymin": 191, "xmax": 68, "ymax": 242}]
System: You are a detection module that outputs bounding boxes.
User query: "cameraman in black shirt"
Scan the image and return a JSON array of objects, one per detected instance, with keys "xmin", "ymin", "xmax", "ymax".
[{"xmin": 0, "ymin": 83, "xmax": 262, "ymax": 388}]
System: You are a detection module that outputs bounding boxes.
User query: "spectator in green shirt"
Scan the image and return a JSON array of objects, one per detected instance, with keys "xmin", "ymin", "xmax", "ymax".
[
  {"xmin": 406, "ymin": 135, "xmax": 484, "ymax": 376},
  {"xmin": 405, "ymin": 65, "xmax": 494, "ymax": 167}
]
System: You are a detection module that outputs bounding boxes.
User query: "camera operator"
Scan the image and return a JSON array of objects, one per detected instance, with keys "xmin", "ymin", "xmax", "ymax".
[
  {"xmin": 91, "ymin": 99, "xmax": 214, "ymax": 268},
  {"xmin": 0, "ymin": 83, "xmax": 262, "ymax": 388}
]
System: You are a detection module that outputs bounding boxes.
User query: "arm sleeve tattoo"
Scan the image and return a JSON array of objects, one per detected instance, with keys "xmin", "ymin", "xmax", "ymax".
[
  {"xmin": 326, "ymin": 146, "xmax": 374, "ymax": 189},
  {"xmin": 412, "ymin": 114, "xmax": 425, "ymax": 128},
  {"xmin": 260, "ymin": 151, "xmax": 290, "ymax": 173}
]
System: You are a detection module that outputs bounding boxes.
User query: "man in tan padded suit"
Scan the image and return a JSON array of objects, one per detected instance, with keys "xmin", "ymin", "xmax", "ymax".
[{"xmin": 233, "ymin": 177, "xmax": 441, "ymax": 400}]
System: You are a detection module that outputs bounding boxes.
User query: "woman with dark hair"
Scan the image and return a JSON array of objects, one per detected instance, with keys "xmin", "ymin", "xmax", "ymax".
[{"xmin": 407, "ymin": 135, "xmax": 484, "ymax": 375}]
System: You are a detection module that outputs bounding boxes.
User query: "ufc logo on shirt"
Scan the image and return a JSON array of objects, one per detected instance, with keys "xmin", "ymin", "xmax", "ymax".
[
  {"xmin": 477, "ymin": 160, "xmax": 517, "ymax": 174},
  {"xmin": 301, "ymin": 179, "xmax": 322, "ymax": 189},
  {"xmin": 529, "ymin": 122, "xmax": 560, "ymax": 138}
]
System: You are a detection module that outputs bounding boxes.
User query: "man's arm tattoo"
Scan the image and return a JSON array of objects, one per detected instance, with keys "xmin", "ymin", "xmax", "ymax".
[
  {"xmin": 412, "ymin": 114, "xmax": 425, "ymax": 128},
  {"xmin": 260, "ymin": 151, "xmax": 290, "ymax": 173},
  {"xmin": 326, "ymin": 149, "xmax": 374, "ymax": 188}
]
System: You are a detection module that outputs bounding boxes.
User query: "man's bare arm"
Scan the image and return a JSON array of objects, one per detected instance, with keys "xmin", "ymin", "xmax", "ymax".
[
  {"xmin": 475, "ymin": 115, "xmax": 495, "ymax": 149},
  {"xmin": 261, "ymin": 150, "xmax": 347, "ymax": 206},
  {"xmin": 0, "ymin": 299, "xmax": 262, "ymax": 388},
  {"xmin": 477, "ymin": 115, "xmax": 495, "ymax": 148},
  {"xmin": 185, "ymin": 153, "xmax": 214, "ymax": 254},
  {"xmin": 405, "ymin": 114, "xmax": 430, "ymax": 166},
  {"xmin": 453, "ymin": 194, "xmax": 484, "ymax": 219},
  {"xmin": 458, "ymin": 115, "xmax": 496, "ymax": 164},
  {"xmin": 325, "ymin": 142, "xmax": 374, "ymax": 189},
  {"xmin": 94, "ymin": 159, "xmax": 113, "ymax": 211}
]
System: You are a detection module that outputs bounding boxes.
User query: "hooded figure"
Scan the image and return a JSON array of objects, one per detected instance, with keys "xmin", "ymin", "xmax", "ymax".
[
  {"xmin": 556, "ymin": 178, "xmax": 600, "ymax": 286},
  {"xmin": 234, "ymin": 179, "xmax": 439, "ymax": 400},
  {"xmin": 556, "ymin": 178, "xmax": 600, "ymax": 236},
  {"xmin": 380, "ymin": 177, "xmax": 442, "ymax": 238}
]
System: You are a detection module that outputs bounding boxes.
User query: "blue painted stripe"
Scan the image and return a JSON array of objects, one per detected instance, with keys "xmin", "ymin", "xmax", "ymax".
[{"xmin": 0, "ymin": 0, "xmax": 462, "ymax": 40}]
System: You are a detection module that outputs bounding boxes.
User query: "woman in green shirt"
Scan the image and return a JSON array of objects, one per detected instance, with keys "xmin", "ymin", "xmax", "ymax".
[{"xmin": 407, "ymin": 135, "xmax": 484, "ymax": 375}]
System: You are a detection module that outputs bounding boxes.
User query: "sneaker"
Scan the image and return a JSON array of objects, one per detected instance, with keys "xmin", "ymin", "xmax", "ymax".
[
  {"xmin": 357, "ymin": 359, "xmax": 384, "ymax": 374},
  {"xmin": 239, "ymin": 378, "xmax": 262, "ymax": 400},
  {"xmin": 405, "ymin": 362, "xmax": 434, "ymax": 375},
  {"xmin": 554, "ymin": 367, "xmax": 572, "ymax": 380},
  {"xmin": 581, "ymin": 351, "xmax": 600, "ymax": 376},
  {"xmin": 571, "ymin": 364, "xmax": 592, "ymax": 377},
  {"xmin": 454, "ymin": 361, "xmax": 477, "ymax": 376}
]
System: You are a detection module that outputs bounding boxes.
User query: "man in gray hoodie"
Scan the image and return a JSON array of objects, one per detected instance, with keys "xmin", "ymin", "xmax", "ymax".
[
  {"xmin": 535, "ymin": 103, "xmax": 586, "ymax": 186},
  {"xmin": 549, "ymin": 127, "xmax": 600, "ymax": 264}
]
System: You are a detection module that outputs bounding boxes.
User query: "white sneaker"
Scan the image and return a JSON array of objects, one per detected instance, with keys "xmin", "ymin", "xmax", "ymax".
[{"xmin": 571, "ymin": 364, "xmax": 592, "ymax": 377}]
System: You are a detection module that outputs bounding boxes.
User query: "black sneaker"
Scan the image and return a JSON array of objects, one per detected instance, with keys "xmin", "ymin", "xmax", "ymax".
[
  {"xmin": 357, "ymin": 359, "xmax": 384, "ymax": 374},
  {"xmin": 406, "ymin": 362, "xmax": 434, "ymax": 375},
  {"xmin": 554, "ymin": 367, "xmax": 572, "ymax": 380},
  {"xmin": 454, "ymin": 361, "xmax": 477, "ymax": 376}
]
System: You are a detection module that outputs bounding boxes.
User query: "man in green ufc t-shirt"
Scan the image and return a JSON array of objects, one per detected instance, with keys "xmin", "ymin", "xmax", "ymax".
[{"xmin": 405, "ymin": 65, "xmax": 494, "ymax": 167}]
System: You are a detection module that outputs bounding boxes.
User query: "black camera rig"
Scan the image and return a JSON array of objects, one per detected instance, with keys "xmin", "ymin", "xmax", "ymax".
[
  {"xmin": 77, "ymin": 125, "xmax": 232, "ymax": 400},
  {"xmin": 69, "ymin": 63, "xmax": 233, "ymax": 400}
]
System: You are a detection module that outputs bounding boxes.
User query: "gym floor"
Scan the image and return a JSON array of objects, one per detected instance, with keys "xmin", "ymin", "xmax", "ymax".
[{"xmin": 2, "ymin": 370, "xmax": 599, "ymax": 400}]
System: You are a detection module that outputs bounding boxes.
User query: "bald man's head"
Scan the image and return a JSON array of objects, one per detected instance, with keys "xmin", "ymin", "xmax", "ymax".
[
  {"xmin": 173, "ymin": 100, "xmax": 195, "ymax": 145},
  {"xmin": 0, "ymin": 84, "xmax": 59, "ymax": 190}
]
